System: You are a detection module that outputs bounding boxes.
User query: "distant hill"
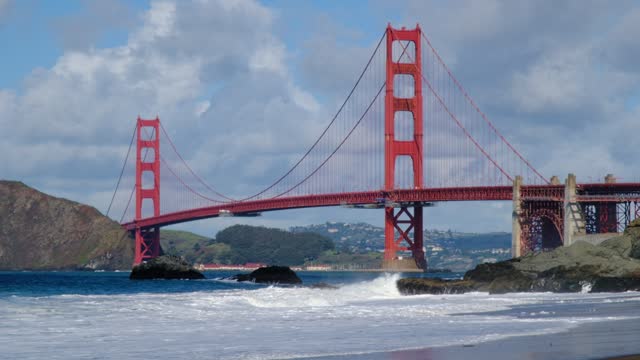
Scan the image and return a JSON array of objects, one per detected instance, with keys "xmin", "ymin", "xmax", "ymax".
[
  {"xmin": 291, "ymin": 222, "xmax": 512, "ymax": 271},
  {"xmin": 160, "ymin": 230, "xmax": 232, "ymax": 264},
  {"xmin": 0, "ymin": 181, "xmax": 134, "ymax": 270},
  {"xmin": 161, "ymin": 225, "xmax": 335, "ymax": 266}
]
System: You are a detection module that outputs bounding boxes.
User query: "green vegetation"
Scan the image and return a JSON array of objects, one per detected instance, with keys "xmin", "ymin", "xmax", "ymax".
[
  {"xmin": 161, "ymin": 225, "xmax": 334, "ymax": 266},
  {"xmin": 160, "ymin": 230, "xmax": 231, "ymax": 264},
  {"xmin": 215, "ymin": 225, "xmax": 334, "ymax": 265}
]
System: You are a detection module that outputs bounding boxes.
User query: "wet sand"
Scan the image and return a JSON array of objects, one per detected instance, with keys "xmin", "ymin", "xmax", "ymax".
[
  {"xmin": 299, "ymin": 294, "xmax": 640, "ymax": 360},
  {"xmin": 302, "ymin": 318, "xmax": 640, "ymax": 360}
]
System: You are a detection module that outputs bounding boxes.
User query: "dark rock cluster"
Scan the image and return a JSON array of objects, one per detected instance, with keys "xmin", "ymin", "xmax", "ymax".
[
  {"xmin": 129, "ymin": 255, "xmax": 205, "ymax": 280},
  {"xmin": 397, "ymin": 278, "xmax": 476, "ymax": 295},
  {"xmin": 398, "ymin": 219, "xmax": 640, "ymax": 295},
  {"xmin": 230, "ymin": 266, "xmax": 302, "ymax": 284}
]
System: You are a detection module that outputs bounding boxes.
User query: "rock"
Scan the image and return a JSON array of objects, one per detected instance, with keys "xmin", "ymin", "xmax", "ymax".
[
  {"xmin": 462, "ymin": 260, "xmax": 532, "ymax": 294},
  {"xmin": 230, "ymin": 266, "xmax": 302, "ymax": 284},
  {"xmin": 630, "ymin": 242, "xmax": 640, "ymax": 260},
  {"xmin": 464, "ymin": 260, "xmax": 520, "ymax": 282},
  {"xmin": 400, "ymin": 221, "xmax": 640, "ymax": 295},
  {"xmin": 397, "ymin": 278, "xmax": 477, "ymax": 295},
  {"xmin": 129, "ymin": 255, "xmax": 205, "ymax": 280},
  {"xmin": 590, "ymin": 277, "xmax": 640, "ymax": 292},
  {"xmin": 627, "ymin": 220, "xmax": 640, "ymax": 259},
  {"xmin": 485, "ymin": 271, "xmax": 534, "ymax": 294},
  {"xmin": 601, "ymin": 218, "xmax": 640, "ymax": 260},
  {"xmin": 528, "ymin": 265, "xmax": 599, "ymax": 293}
]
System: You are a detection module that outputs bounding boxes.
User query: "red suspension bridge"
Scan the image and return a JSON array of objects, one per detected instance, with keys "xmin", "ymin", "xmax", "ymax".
[{"xmin": 110, "ymin": 25, "xmax": 640, "ymax": 270}]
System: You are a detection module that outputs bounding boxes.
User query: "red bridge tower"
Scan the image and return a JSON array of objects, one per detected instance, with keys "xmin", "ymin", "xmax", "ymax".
[
  {"xmin": 384, "ymin": 25, "xmax": 427, "ymax": 271},
  {"xmin": 134, "ymin": 116, "xmax": 161, "ymax": 264}
]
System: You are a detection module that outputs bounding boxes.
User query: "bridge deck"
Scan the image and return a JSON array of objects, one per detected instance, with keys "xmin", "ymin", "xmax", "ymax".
[{"xmin": 122, "ymin": 183, "xmax": 640, "ymax": 230}]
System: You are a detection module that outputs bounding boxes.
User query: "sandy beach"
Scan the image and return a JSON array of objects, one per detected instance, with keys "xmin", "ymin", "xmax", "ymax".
[
  {"xmin": 302, "ymin": 292, "xmax": 640, "ymax": 360},
  {"xmin": 303, "ymin": 318, "xmax": 640, "ymax": 360}
]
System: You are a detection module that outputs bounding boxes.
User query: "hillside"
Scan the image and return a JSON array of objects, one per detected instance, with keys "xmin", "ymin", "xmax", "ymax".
[
  {"xmin": 161, "ymin": 225, "xmax": 335, "ymax": 266},
  {"xmin": 291, "ymin": 222, "xmax": 512, "ymax": 271},
  {"xmin": 0, "ymin": 181, "xmax": 134, "ymax": 270},
  {"xmin": 160, "ymin": 230, "xmax": 231, "ymax": 264}
]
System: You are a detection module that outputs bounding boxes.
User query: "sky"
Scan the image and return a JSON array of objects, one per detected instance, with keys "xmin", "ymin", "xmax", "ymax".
[{"xmin": 1, "ymin": 0, "xmax": 639, "ymax": 237}]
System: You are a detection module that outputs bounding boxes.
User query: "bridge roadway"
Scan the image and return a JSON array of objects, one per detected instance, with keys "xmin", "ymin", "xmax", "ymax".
[{"xmin": 123, "ymin": 183, "xmax": 640, "ymax": 231}]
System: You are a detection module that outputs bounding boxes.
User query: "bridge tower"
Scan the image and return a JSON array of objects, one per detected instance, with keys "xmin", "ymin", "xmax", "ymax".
[
  {"xmin": 383, "ymin": 25, "xmax": 426, "ymax": 271},
  {"xmin": 134, "ymin": 116, "xmax": 161, "ymax": 264}
]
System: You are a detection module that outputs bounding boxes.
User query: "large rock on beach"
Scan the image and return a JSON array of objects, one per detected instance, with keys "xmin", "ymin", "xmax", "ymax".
[
  {"xmin": 397, "ymin": 278, "xmax": 476, "ymax": 295},
  {"xmin": 129, "ymin": 255, "xmax": 205, "ymax": 280},
  {"xmin": 399, "ymin": 220, "xmax": 640, "ymax": 295},
  {"xmin": 231, "ymin": 266, "xmax": 302, "ymax": 284}
]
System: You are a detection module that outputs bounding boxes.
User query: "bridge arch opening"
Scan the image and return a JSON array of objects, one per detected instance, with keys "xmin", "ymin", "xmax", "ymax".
[
  {"xmin": 139, "ymin": 126, "xmax": 157, "ymax": 140},
  {"xmin": 394, "ymin": 111, "xmax": 414, "ymax": 141},
  {"xmin": 527, "ymin": 215, "xmax": 563, "ymax": 253},
  {"xmin": 393, "ymin": 74, "xmax": 415, "ymax": 98},
  {"xmin": 141, "ymin": 170, "xmax": 155, "ymax": 189},
  {"xmin": 391, "ymin": 40, "xmax": 416, "ymax": 63},
  {"xmin": 140, "ymin": 148, "xmax": 155, "ymax": 163},
  {"xmin": 394, "ymin": 155, "xmax": 414, "ymax": 189},
  {"xmin": 141, "ymin": 198, "xmax": 156, "ymax": 219}
]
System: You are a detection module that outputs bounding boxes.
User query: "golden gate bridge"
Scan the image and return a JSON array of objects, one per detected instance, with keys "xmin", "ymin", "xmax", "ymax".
[{"xmin": 108, "ymin": 25, "xmax": 640, "ymax": 270}]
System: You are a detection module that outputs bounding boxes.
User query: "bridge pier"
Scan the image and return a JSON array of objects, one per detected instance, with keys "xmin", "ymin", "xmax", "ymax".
[
  {"xmin": 134, "ymin": 226, "xmax": 161, "ymax": 264},
  {"xmin": 512, "ymin": 176, "xmax": 522, "ymax": 258},
  {"xmin": 563, "ymin": 173, "xmax": 586, "ymax": 247},
  {"xmin": 514, "ymin": 175, "xmax": 564, "ymax": 256},
  {"xmin": 383, "ymin": 203, "xmax": 426, "ymax": 271}
]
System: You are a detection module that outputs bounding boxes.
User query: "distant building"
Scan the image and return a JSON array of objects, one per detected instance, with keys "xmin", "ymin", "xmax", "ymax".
[{"xmin": 305, "ymin": 264, "xmax": 332, "ymax": 271}]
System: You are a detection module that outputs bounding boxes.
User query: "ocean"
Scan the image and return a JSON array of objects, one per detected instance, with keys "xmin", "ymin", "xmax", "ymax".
[{"xmin": 1, "ymin": 271, "xmax": 639, "ymax": 359}]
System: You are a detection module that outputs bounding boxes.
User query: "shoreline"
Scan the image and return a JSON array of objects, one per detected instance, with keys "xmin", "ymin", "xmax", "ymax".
[
  {"xmin": 299, "ymin": 317, "xmax": 640, "ymax": 360},
  {"xmin": 202, "ymin": 268, "xmax": 428, "ymax": 273}
]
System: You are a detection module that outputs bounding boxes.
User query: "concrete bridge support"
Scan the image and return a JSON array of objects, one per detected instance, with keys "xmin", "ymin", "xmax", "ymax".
[
  {"xmin": 563, "ymin": 173, "xmax": 586, "ymax": 247},
  {"xmin": 512, "ymin": 176, "xmax": 522, "ymax": 258}
]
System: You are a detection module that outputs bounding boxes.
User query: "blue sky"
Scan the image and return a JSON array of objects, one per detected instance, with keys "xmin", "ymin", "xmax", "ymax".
[
  {"xmin": 0, "ymin": 1, "xmax": 137, "ymax": 87},
  {"xmin": 1, "ymin": 0, "xmax": 639, "ymax": 237}
]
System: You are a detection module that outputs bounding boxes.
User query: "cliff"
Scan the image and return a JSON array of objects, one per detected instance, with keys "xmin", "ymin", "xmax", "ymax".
[{"xmin": 0, "ymin": 181, "xmax": 134, "ymax": 270}]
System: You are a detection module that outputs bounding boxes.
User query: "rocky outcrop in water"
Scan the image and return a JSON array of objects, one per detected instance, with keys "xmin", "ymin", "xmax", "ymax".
[
  {"xmin": 129, "ymin": 255, "xmax": 205, "ymax": 280},
  {"xmin": 0, "ymin": 181, "xmax": 134, "ymax": 270},
  {"xmin": 230, "ymin": 266, "xmax": 302, "ymax": 284},
  {"xmin": 398, "ymin": 219, "xmax": 640, "ymax": 295},
  {"xmin": 397, "ymin": 278, "xmax": 476, "ymax": 295}
]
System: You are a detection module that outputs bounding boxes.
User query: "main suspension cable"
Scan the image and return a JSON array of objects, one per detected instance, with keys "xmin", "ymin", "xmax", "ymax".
[
  {"xmin": 233, "ymin": 30, "xmax": 387, "ymax": 201},
  {"xmin": 106, "ymin": 123, "xmax": 136, "ymax": 218},
  {"xmin": 158, "ymin": 120, "xmax": 235, "ymax": 202},
  {"xmin": 420, "ymin": 31, "xmax": 548, "ymax": 184},
  {"xmin": 390, "ymin": 29, "xmax": 514, "ymax": 183}
]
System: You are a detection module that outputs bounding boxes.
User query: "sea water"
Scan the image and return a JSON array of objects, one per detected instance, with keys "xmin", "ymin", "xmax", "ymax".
[{"xmin": 1, "ymin": 271, "xmax": 639, "ymax": 359}]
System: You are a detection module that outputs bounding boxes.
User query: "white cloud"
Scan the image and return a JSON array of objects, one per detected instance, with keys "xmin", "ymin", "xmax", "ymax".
[
  {"xmin": 510, "ymin": 47, "xmax": 594, "ymax": 113},
  {"xmin": 0, "ymin": 0, "xmax": 322, "ymax": 217},
  {"xmin": 194, "ymin": 100, "xmax": 210, "ymax": 117},
  {"xmin": 131, "ymin": 1, "xmax": 176, "ymax": 46},
  {"xmin": 249, "ymin": 43, "xmax": 286, "ymax": 75},
  {"xmin": 0, "ymin": 0, "xmax": 10, "ymax": 22}
]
